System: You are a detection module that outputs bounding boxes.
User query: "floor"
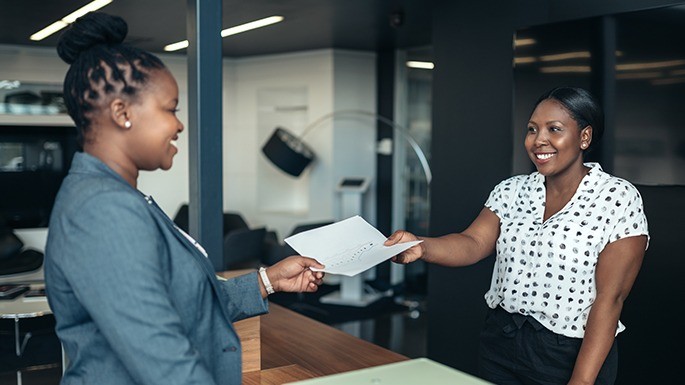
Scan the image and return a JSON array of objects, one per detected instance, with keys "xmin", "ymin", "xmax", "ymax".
[
  {"xmin": 271, "ymin": 280, "xmax": 429, "ymax": 359},
  {"xmin": 0, "ymin": 315, "xmax": 63, "ymax": 385},
  {"xmin": 0, "ymin": 279, "xmax": 429, "ymax": 384},
  {"xmin": 330, "ymin": 297, "xmax": 428, "ymax": 359}
]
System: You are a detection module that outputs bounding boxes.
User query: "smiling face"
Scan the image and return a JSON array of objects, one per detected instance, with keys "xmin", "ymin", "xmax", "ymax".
[
  {"xmin": 125, "ymin": 69, "xmax": 183, "ymax": 171},
  {"xmin": 525, "ymin": 99, "xmax": 592, "ymax": 177}
]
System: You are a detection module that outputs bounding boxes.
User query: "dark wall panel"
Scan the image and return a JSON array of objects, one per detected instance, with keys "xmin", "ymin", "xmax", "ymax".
[{"xmin": 427, "ymin": 0, "xmax": 514, "ymax": 374}]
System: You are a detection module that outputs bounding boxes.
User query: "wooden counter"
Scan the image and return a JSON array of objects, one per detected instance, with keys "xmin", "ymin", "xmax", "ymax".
[
  {"xmin": 219, "ymin": 269, "xmax": 408, "ymax": 384},
  {"xmin": 244, "ymin": 303, "xmax": 408, "ymax": 384}
]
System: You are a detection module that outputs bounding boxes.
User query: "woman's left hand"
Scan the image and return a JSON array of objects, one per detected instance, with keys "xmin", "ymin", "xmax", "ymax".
[{"xmin": 266, "ymin": 256, "xmax": 325, "ymax": 293}]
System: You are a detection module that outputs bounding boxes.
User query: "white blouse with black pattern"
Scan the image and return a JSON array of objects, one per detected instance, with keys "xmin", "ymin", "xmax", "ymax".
[{"xmin": 484, "ymin": 162, "xmax": 649, "ymax": 338}]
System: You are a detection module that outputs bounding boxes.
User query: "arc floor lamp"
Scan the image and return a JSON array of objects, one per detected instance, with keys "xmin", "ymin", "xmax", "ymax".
[{"xmin": 260, "ymin": 109, "xmax": 432, "ymax": 306}]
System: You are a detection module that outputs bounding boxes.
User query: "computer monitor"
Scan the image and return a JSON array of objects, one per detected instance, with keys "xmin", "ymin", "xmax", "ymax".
[{"xmin": 0, "ymin": 125, "xmax": 77, "ymax": 228}]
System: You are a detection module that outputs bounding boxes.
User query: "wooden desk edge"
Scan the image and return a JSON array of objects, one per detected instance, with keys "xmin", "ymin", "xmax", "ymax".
[
  {"xmin": 260, "ymin": 303, "xmax": 408, "ymax": 378},
  {"xmin": 217, "ymin": 270, "xmax": 408, "ymax": 383}
]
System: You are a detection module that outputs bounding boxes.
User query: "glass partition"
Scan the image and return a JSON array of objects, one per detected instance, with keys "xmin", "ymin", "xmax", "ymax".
[
  {"xmin": 513, "ymin": 5, "xmax": 685, "ymax": 185},
  {"xmin": 613, "ymin": 6, "xmax": 685, "ymax": 185},
  {"xmin": 513, "ymin": 19, "xmax": 593, "ymax": 175}
]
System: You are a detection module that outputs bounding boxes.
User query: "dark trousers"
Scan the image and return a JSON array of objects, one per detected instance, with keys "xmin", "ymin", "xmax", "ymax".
[{"xmin": 478, "ymin": 307, "xmax": 618, "ymax": 385}]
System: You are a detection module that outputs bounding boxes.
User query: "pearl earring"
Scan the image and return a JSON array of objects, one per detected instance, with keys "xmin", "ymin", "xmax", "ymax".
[
  {"xmin": 124, "ymin": 120, "xmax": 132, "ymax": 128},
  {"xmin": 581, "ymin": 143, "xmax": 587, "ymax": 149}
]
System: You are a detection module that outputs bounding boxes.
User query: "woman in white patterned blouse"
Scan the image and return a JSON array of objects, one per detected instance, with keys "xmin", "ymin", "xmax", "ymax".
[{"xmin": 386, "ymin": 87, "xmax": 648, "ymax": 385}]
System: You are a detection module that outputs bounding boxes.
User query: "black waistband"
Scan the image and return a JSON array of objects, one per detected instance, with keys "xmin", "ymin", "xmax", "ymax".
[{"xmin": 492, "ymin": 305, "xmax": 546, "ymax": 332}]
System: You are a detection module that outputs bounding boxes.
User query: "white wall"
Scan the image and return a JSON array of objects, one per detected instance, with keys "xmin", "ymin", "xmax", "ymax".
[
  {"xmin": 224, "ymin": 49, "xmax": 377, "ymax": 239},
  {"xmin": 1, "ymin": 45, "xmax": 377, "ymax": 249}
]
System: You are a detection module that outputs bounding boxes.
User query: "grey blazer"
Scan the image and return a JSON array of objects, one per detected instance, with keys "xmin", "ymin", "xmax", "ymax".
[{"xmin": 45, "ymin": 152, "xmax": 268, "ymax": 385}]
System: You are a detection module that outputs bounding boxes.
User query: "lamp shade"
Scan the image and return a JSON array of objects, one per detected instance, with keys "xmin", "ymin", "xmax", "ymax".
[{"xmin": 261, "ymin": 127, "xmax": 316, "ymax": 177}]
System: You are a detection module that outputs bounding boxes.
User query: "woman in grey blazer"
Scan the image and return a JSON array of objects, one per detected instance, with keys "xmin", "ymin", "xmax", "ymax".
[{"xmin": 45, "ymin": 12, "xmax": 324, "ymax": 385}]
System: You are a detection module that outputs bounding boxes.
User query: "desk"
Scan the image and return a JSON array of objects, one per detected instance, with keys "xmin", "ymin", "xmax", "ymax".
[
  {"xmin": 246, "ymin": 303, "xmax": 408, "ymax": 384},
  {"xmin": 0, "ymin": 284, "xmax": 53, "ymax": 385}
]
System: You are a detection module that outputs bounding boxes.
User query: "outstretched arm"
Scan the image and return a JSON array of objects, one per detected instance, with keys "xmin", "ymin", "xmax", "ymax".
[{"xmin": 385, "ymin": 207, "xmax": 500, "ymax": 267}]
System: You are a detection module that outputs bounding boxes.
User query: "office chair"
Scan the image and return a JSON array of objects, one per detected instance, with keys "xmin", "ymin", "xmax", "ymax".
[
  {"xmin": 289, "ymin": 221, "xmax": 334, "ymax": 236},
  {"xmin": 223, "ymin": 227, "xmax": 267, "ymax": 270},
  {"xmin": 223, "ymin": 212, "xmax": 249, "ymax": 235},
  {"xmin": 0, "ymin": 249, "xmax": 43, "ymax": 277},
  {"xmin": 260, "ymin": 220, "xmax": 334, "ymax": 266},
  {"xmin": 0, "ymin": 223, "xmax": 23, "ymax": 261},
  {"xmin": 0, "ymin": 219, "xmax": 44, "ymax": 278},
  {"xmin": 172, "ymin": 204, "xmax": 250, "ymax": 236}
]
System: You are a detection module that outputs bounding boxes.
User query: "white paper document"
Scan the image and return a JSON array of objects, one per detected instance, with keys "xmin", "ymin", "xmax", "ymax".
[{"xmin": 284, "ymin": 215, "xmax": 422, "ymax": 277}]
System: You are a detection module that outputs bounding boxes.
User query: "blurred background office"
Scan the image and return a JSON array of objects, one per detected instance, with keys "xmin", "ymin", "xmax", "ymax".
[{"xmin": 0, "ymin": 1, "xmax": 683, "ymax": 384}]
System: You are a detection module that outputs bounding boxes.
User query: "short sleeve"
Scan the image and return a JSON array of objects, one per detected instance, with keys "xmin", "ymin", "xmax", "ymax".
[
  {"xmin": 484, "ymin": 177, "xmax": 520, "ymax": 219},
  {"xmin": 608, "ymin": 183, "xmax": 650, "ymax": 249}
]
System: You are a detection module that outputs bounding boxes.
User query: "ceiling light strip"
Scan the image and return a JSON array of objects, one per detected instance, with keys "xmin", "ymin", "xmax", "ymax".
[
  {"xmin": 30, "ymin": 21, "xmax": 69, "ymax": 41},
  {"xmin": 406, "ymin": 61, "xmax": 434, "ymax": 70},
  {"xmin": 30, "ymin": 0, "xmax": 113, "ymax": 41},
  {"xmin": 63, "ymin": 0, "xmax": 113, "ymax": 23},
  {"xmin": 165, "ymin": 15, "xmax": 284, "ymax": 52},
  {"xmin": 221, "ymin": 16, "xmax": 284, "ymax": 37}
]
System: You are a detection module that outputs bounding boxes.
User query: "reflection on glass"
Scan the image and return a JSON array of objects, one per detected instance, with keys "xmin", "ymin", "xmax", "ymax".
[
  {"xmin": 614, "ymin": 7, "xmax": 685, "ymax": 185},
  {"xmin": 403, "ymin": 47, "xmax": 432, "ymax": 236},
  {"xmin": 513, "ymin": 19, "xmax": 592, "ymax": 175},
  {"xmin": 513, "ymin": 5, "xmax": 685, "ymax": 185}
]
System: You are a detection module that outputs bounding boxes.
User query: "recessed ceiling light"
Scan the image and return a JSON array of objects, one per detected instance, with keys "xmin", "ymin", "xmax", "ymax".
[
  {"xmin": 30, "ymin": 0, "xmax": 113, "ymax": 41},
  {"xmin": 164, "ymin": 15, "xmax": 284, "ymax": 52}
]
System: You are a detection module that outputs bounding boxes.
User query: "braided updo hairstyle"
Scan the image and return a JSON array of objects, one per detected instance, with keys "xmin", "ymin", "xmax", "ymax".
[{"xmin": 57, "ymin": 12, "xmax": 165, "ymax": 148}]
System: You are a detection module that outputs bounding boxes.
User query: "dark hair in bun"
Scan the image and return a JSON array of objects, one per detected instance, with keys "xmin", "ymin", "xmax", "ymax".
[
  {"xmin": 57, "ymin": 12, "xmax": 128, "ymax": 64},
  {"xmin": 57, "ymin": 12, "xmax": 165, "ymax": 148}
]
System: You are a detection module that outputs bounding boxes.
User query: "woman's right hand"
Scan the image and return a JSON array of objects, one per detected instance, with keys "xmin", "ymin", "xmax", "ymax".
[{"xmin": 384, "ymin": 230, "xmax": 425, "ymax": 264}]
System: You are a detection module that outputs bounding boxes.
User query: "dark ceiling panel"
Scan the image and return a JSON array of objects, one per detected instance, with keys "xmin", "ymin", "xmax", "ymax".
[{"xmin": 0, "ymin": 0, "xmax": 432, "ymax": 58}]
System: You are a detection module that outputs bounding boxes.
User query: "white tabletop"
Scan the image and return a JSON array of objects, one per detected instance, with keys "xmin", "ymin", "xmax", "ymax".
[{"xmin": 0, "ymin": 285, "xmax": 52, "ymax": 319}]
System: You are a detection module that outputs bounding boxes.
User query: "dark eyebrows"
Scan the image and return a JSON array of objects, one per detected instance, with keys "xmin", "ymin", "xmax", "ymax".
[{"xmin": 528, "ymin": 120, "xmax": 565, "ymax": 127}]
